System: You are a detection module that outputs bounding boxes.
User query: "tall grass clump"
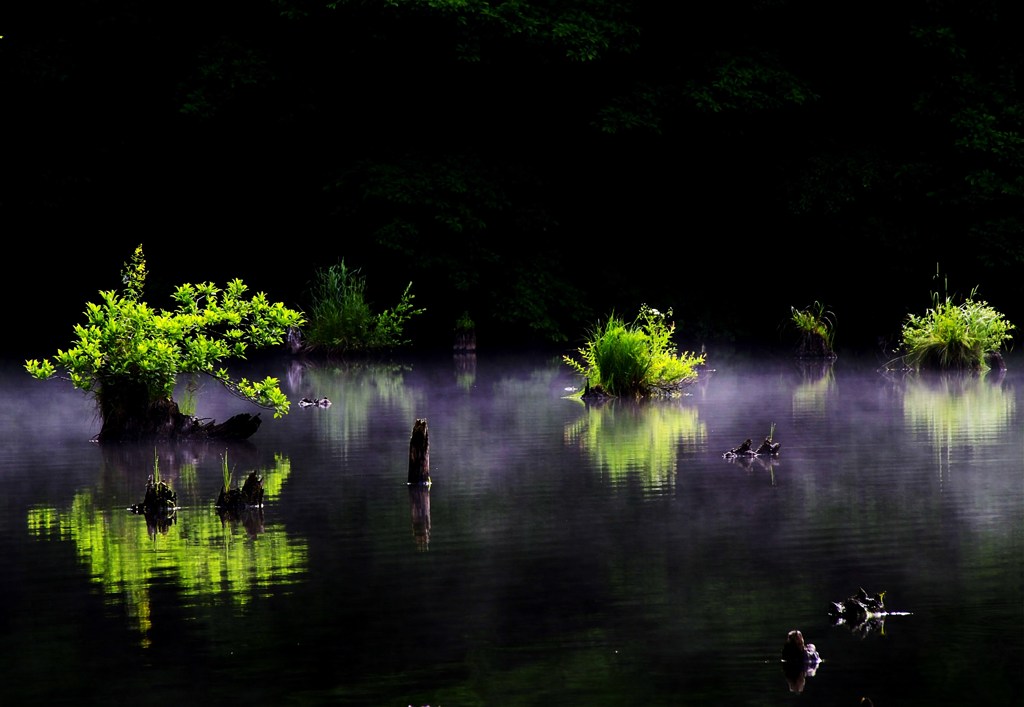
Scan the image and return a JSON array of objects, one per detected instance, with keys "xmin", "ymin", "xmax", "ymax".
[
  {"xmin": 563, "ymin": 304, "xmax": 705, "ymax": 398},
  {"xmin": 304, "ymin": 260, "xmax": 424, "ymax": 353},
  {"xmin": 790, "ymin": 301, "xmax": 837, "ymax": 358},
  {"xmin": 900, "ymin": 285, "xmax": 1014, "ymax": 372}
]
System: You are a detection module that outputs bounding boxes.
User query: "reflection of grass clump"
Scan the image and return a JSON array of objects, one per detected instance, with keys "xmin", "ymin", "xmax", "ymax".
[
  {"xmin": 563, "ymin": 305, "xmax": 705, "ymax": 398},
  {"xmin": 565, "ymin": 401, "xmax": 707, "ymax": 486}
]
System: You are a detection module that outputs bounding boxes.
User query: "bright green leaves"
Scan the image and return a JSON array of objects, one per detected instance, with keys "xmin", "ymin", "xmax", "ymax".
[
  {"xmin": 25, "ymin": 245, "xmax": 305, "ymax": 419},
  {"xmin": 120, "ymin": 244, "xmax": 147, "ymax": 301},
  {"xmin": 236, "ymin": 376, "xmax": 292, "ymax": 418}
]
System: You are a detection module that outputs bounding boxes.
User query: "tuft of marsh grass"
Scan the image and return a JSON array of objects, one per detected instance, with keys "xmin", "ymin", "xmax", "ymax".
[
  {"xmin": 563, "ymin": 304, "xmax": 705, "ymax": 398},
  {"xmin": 303, "ymin": 259, "xmax": 424, "ymax": 353},
  {"xmin": 900, "ymin": 289, "xmax": 1014, "ymax": 371},
  {"xmin": 790, "ymin": 301, "xmax": 836, "ymax": 358}
]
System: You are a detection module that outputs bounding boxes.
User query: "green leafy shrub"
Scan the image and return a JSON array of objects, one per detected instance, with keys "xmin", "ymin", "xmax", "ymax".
[
  {"xmin": 563, "ymin": 305, "xmax": 705, "ymax": 398},
  {"xmin": 24, "ymin": 245, "xmax": 304, "ymax": 439},
  {"xmin": 303, "ymin": 260, "xmax": 424, "ymax": 353},
  {"xmin": 900, "ymin": 288, "xmax": 1014, "ymax": 371}
]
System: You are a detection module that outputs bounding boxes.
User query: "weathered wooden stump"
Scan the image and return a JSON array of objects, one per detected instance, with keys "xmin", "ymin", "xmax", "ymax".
[
  {"xmin": 408, "ymin": 418, "xmax": 430, "ymax": 485},
  {"xmin": 128, "ymin": 474, "xmax": 178, "ymax": 536}
]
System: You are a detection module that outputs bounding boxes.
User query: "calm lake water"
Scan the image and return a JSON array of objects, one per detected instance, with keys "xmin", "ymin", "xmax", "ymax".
[{"xmin": 1, "ymin": 349, "xmax": 1021, "ymax": 706}]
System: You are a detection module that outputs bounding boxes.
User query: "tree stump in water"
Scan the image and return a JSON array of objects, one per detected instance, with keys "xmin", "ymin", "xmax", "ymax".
[
  {"xmin": 216, "ymin": 470, "xmax": 265, "ymax": 513},
  {"xmin": 408, "ymin": 418, "xmax": 430, "ymax": 485},
  {"xmin": 96, "ymin": 381, "xmax": 262, "ymax": 442},
  {"xmin": 128, "ymin": 474, "xmax": 178, "ymax": 535}
]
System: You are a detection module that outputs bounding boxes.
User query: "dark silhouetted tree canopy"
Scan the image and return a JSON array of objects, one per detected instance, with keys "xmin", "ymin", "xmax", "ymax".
[{"xmin": 4, "ymin": 0, "xmax": 1022, "ymax": 357}]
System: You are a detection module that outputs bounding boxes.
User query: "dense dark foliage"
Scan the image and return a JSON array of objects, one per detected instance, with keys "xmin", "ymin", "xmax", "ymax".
[{"xmin": 5, "ymin": 0, "xmax": 1022, "ymax": 357}]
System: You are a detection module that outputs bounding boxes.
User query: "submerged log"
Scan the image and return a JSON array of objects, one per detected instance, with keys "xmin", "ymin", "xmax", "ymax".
[
  {"xmin": 195, "ymin": 412, "xmax": 262, "ymax": 440},
  {"xmin": 408, "ymin": 418, "xmax": 430, "ymax": 485}
]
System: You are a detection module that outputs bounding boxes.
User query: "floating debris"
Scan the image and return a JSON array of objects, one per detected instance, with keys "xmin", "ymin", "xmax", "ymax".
[
  {"xmin": 723, "ymin": 436, "xmax": 780, "ymax": 458},
  {"xmin": 829, "ymin": 587, "xmax": 912, "ymax": 637}
]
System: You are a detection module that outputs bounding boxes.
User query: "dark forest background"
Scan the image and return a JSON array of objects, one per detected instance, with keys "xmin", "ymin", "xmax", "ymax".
[{"xmin": 4, "ymin": 0, "xmax": 1022, "ymax": 360}]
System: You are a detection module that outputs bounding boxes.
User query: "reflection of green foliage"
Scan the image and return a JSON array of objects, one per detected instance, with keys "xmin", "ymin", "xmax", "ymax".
[
  {"xmin": 261, "ymin": 453, "xmax": 290, "ymax": 497},
  {"xmin": 287, "ymin": 361, "xmax": 423, "ymax": 450},
  {"xmin": 793, "ymin": 362, "xmax": 836, "ymax": 415},
  {"xmin": 566, "ymin": 401, "xmax": 707, "ymax": 488},
  {"xmin": 903, "ymin": 374, "xmax": 1015, "ymax": 449},
  {"xmin": 25, "ymin": 454, "xmax": 305, "ymax": 644},
  {"xmin": 454, "ymin": 354, "xmax": 476, "ymax": 391}
]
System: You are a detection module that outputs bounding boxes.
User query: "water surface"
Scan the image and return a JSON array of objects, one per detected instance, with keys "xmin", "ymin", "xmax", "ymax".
[{"xmin": 1, "ymin": 350, "xmax": 1021, "ymax": 706}]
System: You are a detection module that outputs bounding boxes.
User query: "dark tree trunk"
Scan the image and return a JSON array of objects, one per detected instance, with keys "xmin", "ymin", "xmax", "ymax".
[
  {"xmin": 796, "ymin": 333, "xmax": 836, "ymax": 359},
  {"xmin": 408, "ymin": 418, "xmax": 430, "ymax": 485},
  {"xmin": 96, "ymin": 379, "xmax": 261, "ymax": 442}
]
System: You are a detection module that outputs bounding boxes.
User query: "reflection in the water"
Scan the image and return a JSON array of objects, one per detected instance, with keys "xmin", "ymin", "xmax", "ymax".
[
  {"xmin": 898, "ymin": 370, "xmax": 1015, "ymax": 486},
  {"xmin": 793, "ymin": 358, "xmax": 837, "ymax": 416},
  {"xmin": 901, "ymin": 370, "xmax": 1014, "ymax": 447},
  {"xmin": 409, "ymin": 486, "xmax": 431, "ymax": 551},
  {"xmin": 565, "ymin": 398, "xmax": 707, "ymax": 489},
  {"xmin": 454, "ymin": 352, "xmax": 476, "ymax": 390},
  {"xmin": 723, "ymin": 452, "xmax": 779, "ymax": 486},
  {"xmin": 25, "ymin": 450, "xmax": 306, "ymax": 647},
  {"xmin": 286, "ymin": 359, "xmax": 423, "ymax": 455},
  {"xmin": 4, "ymin": 353, "xmax": 1021, "ymax": 706}
]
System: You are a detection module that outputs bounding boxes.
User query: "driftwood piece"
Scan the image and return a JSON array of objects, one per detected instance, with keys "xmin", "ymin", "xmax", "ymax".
[
  {"xmin": 408, "ymin": 418, "xmax": 430, "ymax": 485},
  {"xmin": 827, "ymin": 587, "xmax": 905, "ymax": 638},
  {"xmin": 197, "ymin": 412, "xmax": 262, "ymax": 440},
  {"xmin": 723, "ymin": 436, "xmax": 780, "ymax": 458}
]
